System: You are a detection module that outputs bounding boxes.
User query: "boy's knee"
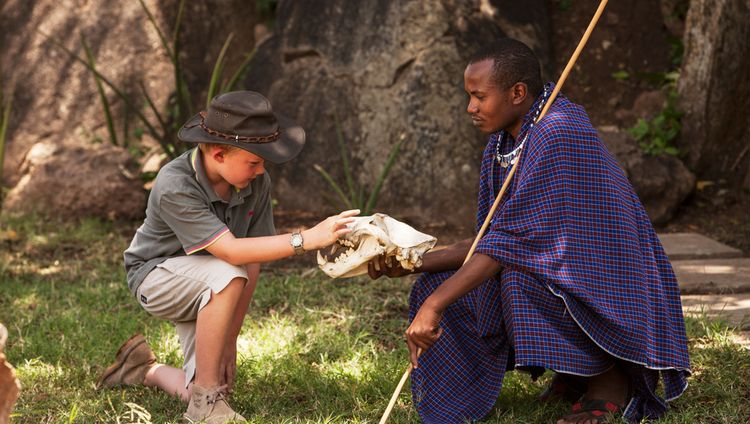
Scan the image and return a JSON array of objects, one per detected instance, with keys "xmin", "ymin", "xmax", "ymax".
[{"xmin": 223, "ymin": 277, "xmax": 246, "ymax": 294}]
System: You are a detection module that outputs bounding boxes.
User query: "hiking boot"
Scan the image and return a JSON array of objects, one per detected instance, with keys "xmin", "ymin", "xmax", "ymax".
[
  {"xmin": 184, "ymin": 384, "xmax": 246, "ymax": 423},
  {"xmin": 97, "ymin": 333, "xmax": 156, "ymax": 389}
]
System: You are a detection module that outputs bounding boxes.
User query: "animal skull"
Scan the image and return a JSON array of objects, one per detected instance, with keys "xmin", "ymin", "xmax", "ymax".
[{"xmin": 317, "ymin": 213, "xmax": 437, "ymax": 278}]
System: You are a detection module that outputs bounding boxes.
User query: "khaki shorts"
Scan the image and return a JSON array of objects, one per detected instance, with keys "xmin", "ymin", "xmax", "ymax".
[{"xmin": 136, "ymin": 255, "xmax": 248, "ymax": 387}]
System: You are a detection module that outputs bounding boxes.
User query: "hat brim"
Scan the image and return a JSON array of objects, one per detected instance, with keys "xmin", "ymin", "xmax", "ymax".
[{"xmin": 177, "ymin": 112, "xmax": 306, "ymax": 164}]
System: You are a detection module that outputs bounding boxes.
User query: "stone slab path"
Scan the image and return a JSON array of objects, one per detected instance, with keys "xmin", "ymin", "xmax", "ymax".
[
  {"xmin": 659, "ymin": 232, "xmax": 743, "ymax": 260},
  {"xmin": 660, "ymin": 232, "xmax": 750, "ymax": 348},
  {"xmin": 672, "ymin": 258, "xmax": 750, "ymax": 294}
]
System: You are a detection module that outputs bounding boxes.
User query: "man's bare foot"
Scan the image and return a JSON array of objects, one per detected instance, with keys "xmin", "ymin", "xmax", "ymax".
[{"xmin": 556, "ymin": 366, "xmax": 629, "ymax": 424}]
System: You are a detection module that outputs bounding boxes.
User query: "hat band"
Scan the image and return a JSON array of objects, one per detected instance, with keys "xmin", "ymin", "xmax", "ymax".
[{"xmin": 199, "ymin": 112, "xmax": 280, "ymax": 144}]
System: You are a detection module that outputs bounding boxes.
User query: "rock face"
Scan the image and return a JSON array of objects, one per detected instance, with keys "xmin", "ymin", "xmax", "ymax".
[
  {"xmin": 0, "ymin": 0, "xmax": 712, "ymax": 225},
  {"xmin": 0, "ymin": 0, "xmax": 259, "ymax": 220},
  {"xmin": 677, "ymin": 0, "xmax": 750, "ymax": 186},
  {"xmin": 3, "ymin": 142, "xmax": 146, "ymax": 221},
  {"xmin": 244, "ymin": 0, "xmax": 551, "ymax": 227},
  {"xmin": 600, "ymin": 127, "xmax": 695, "ymax": 224}
]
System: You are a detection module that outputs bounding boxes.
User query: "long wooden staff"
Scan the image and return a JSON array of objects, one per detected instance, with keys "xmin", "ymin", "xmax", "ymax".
[{"xmin": 378, "ymin": 1, "xmax": 609, "ymax": 422}]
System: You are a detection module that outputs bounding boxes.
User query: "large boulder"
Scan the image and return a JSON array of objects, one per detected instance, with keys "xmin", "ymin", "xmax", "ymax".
[
  {"xmin": 244, "ymin": 0, "xmax": 551, "ymax": 227},
  {"xmin": 600, "ymin": 127, "xmax": 695, "ymax": 224},
  {"xmin": 677, "ymin": 0, "xmax": 750, "ymax": 186},
  {"xmin": 0, "ymin": 0, "xmax": 260, "ymax": 220},
  {"xmin": 3, "ymin": 142, "xmax": 146, "ymax": 221}
]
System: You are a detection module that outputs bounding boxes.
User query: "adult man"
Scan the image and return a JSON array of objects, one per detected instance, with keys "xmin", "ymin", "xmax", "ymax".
[{"xmin": 370, "ymin": 39, "xmax": 690, "ymax": 423}]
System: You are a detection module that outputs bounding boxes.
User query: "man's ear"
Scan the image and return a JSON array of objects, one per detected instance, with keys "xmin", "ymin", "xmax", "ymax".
[{"xmin": 510, "ymin": 82, "xmax": 528, "ymax": 106}]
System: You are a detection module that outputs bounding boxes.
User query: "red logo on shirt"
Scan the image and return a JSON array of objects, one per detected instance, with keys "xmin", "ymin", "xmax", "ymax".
[{"xmin": 248, "ymin": 210, "xmax": 254, "ymax": 217}]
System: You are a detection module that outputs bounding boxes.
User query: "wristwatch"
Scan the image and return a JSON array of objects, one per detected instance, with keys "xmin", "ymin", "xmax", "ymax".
[{"xmin": 290, "ymin": 231, "xmax": 305, "ymax": 255}]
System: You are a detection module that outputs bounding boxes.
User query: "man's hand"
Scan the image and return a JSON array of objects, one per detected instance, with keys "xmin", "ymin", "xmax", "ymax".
[
  {"xmin": 220, "ymin": 342, "xmax": 238, "ymax": 391},
  {"xmin": 367, "ymin": 255, "xmax": 413, "ymax": 279},
  {"xmin": 405, "ymin": 299, "xmax": 444, "ymax": 368}
]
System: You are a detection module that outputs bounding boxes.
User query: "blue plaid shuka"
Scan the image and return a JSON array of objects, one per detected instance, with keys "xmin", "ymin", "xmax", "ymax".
[{"xmin": 409, "ymin": 84, "xmax": 691, "ymax": 423}]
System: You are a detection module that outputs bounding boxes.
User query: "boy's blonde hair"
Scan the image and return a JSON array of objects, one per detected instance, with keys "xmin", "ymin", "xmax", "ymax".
[{"xmin": 198, "ymin": 143, "xmax": 240, "ymax": 155}]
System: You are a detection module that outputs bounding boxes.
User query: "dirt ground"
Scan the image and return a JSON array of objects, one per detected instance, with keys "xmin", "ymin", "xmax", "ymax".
[{"xmin": 660, "ymin": 184, "xmax": 750, "ymax": 255}]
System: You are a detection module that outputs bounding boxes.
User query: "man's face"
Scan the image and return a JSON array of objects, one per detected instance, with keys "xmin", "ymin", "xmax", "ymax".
[{"xmin": 464, "ymin": 59, "xmax": 519, "ymax": 135}]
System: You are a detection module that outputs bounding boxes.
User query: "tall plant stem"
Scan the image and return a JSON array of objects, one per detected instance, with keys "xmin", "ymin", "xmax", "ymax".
[{"xmin": 80, "ymin": 34, "xmax": 118, "ymax": 146}]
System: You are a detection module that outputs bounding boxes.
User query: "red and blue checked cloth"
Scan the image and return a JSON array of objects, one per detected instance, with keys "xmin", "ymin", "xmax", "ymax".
[{"xmin": 409, "ymin": 85, "xmax": 691, "ymax": 423}]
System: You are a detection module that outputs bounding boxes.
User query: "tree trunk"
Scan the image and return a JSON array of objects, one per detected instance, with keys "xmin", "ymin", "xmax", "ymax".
[{"xmin": 677, "ymin": 0, "xmax": 750, "ymax": 187}]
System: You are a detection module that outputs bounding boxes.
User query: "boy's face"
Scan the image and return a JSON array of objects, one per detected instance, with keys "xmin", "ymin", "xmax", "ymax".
[
  {"xmin": 464, "ymin": 59, "xmax": 525, "ymax": 135},
  {"xmin": 215, "ymin": 148, "xmax": 266, "ymax": 189}
]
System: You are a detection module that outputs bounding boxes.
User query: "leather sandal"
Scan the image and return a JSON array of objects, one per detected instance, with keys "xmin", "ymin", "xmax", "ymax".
[
  {"xmin": 538, "ymin": 372, "xmax": 587, "ymax": 403},
  {"xmin": 562, "ymin": 397, "xmax": 624, "ymax": 423}
]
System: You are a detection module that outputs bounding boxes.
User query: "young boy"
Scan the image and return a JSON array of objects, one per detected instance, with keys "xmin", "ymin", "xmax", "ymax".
[
  {"xmin": 369, "ymin": 39, "xmax": 690, "ymax": 424},
  {"xmin": 98, "ymin": 91, "xmax": 358, "ymax": 423}
]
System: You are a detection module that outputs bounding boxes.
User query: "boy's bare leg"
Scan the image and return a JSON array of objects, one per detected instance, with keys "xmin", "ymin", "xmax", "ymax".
[
  {"xmin": 144, "ymin": 364, "xmax": 191, "ymax": 402},
  {"xmin": 221, "ymin": 264, "xmax": 259, "ymax": 389},
  {"xmin": 143, "ymin": 268, "xmax": 259, "ymax": 401},
  {"xmin": 195, "ymin": 277, "xmax": 245, "ymax": 388}
]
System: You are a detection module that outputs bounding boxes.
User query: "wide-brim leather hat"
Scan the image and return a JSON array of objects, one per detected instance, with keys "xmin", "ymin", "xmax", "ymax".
[{"xmin": 178, "ymin": 91, "xmax": 305, "ymax": 164}]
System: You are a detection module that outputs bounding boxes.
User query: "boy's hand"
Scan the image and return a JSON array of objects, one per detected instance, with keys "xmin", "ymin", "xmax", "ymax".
[
  {"xmin": 302, "ymin": 209, "xmax": 360, "ymax": 251},
  {"xmin": 367, "ymin": 255, "xmax": 413, "ymax": 279},
  {"xmin": 220, "ymin": 343, "xmax": 237, "ymax": 392}
]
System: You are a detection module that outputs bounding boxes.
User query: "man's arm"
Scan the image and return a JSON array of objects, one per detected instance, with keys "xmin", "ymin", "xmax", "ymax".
[
  {"xmin": 418, "ymin": 238, "xmax": 473, "ymax": 273},
  {"xmin": 368, "ymin": 238, "xmax": 474, "ymax": 278},
  {"xmin": 406, "ymin": 253, "xmax": 501, "ymax": 367}
]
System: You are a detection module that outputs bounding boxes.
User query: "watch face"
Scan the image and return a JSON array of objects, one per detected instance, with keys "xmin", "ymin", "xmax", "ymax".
[{"xmin": 291, "ymin": 233, "xmax": 303, "ymax": 247}]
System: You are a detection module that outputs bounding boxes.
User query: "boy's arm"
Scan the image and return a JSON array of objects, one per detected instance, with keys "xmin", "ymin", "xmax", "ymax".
[{"xmin": 205, "ymin": 210, "xmax": 358, "ymax": 265}]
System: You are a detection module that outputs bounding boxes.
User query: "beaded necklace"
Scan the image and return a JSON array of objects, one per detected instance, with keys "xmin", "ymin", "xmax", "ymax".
[{"xmin": 495, "ymin": 84, "xmax": 551, "ymax": 168}]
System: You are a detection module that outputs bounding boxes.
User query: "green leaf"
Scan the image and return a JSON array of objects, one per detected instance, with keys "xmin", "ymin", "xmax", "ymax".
[
  {"xmin": 665, "ymin": 146, "xmax": 680, "ymax": 156},
  {"xmin": 0, "ymin": 87, "xmax": 11, "ymax": 195},
  {"xmin": 611, "ymin": 70, "xmax": 630, "ymax": 80},
  {"xmin": 207, "ymin": 33, "xmax": 235, "ymax": 108},
  {"xmin": 313, "ymin": 164, "xmax": 353, "ymax": 210},
  {"xmin": 81, "ymin": 33, "xmax": 118, "ymax": 146},
  {"xmin": 364, "ymin": 134, "xmax": 405, "ymax": 215},
  {"xmin": 222, "ymin": 49, "xmax": 256, "ymax": 92},
  {"xmin": 629, "ymin": 119, "xmax": 649, "ymax": 140},
  {"xmin": 333, "ymin": 112, "xmax": 357, "ymax": 204}
]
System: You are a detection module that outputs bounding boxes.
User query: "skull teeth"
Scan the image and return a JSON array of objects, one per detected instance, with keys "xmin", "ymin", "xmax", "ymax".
[
  {"xmin": 317, "ymin": 214, "xmax": 437, "ymax": 278},
  {"xmin": 334, "ymin": 247, "xmax": 355, "ymax": 263}
]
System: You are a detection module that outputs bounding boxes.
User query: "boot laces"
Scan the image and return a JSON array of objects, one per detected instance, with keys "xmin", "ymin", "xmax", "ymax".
[{"xmin": 205, "ymin": 384, "xmax": 229, "ymax": 405}]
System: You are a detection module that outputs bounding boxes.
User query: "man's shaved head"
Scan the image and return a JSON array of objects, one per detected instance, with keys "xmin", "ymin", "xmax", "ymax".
[{"xmin": 468, "ymin": 39, "xmax": 543, "ymax": 97}]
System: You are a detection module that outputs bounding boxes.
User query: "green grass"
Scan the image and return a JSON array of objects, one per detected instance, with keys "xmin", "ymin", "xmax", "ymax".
[{"xmin": 1, "ymin": 214, "xmax": 749, "ymax": 423}]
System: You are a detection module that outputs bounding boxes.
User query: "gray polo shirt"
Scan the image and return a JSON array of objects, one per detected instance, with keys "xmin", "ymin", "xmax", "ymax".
[{"xmin": 124, "ymin": 147, "xmax": 276, "ymax": 295}]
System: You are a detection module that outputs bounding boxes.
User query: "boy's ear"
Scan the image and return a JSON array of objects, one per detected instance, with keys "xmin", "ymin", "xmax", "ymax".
[
  {"xmin": 212, "ymin": 146, "xmax": 228, "ymax": 163},
  {"xmin": 510, "ymin": 82, "xmax": 528, "ymax": 106}
]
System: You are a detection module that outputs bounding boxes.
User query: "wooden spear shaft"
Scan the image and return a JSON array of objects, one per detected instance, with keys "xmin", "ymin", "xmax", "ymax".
[{"xmin": 378, "ymin": 1, "xmax": 609, "ymax": 422}]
